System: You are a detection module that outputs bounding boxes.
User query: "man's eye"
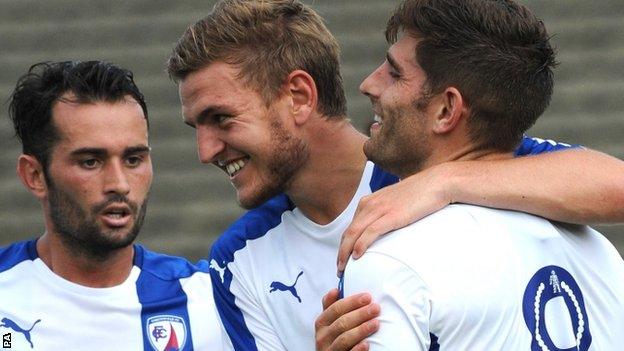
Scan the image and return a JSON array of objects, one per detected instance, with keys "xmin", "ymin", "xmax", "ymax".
[
  {"xmin": 80, "ymin": 159, "xmax": 100, "ymax": 169},
  {"xmin": 126, "ymin": 156, "xmax": 143, "ymax": 167},
  {"xmin": 214, "ymin": 115, "xmax": 231, "ymax": 124},
  {"xmin": 389, "ymin": 70, "xmax": 401, "ymax": 79}
]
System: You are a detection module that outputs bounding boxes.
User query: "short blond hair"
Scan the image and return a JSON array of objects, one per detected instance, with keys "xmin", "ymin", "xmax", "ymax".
[{"xmin": 167, "ymin": 0, "xmax": 346, "ymax": 118}]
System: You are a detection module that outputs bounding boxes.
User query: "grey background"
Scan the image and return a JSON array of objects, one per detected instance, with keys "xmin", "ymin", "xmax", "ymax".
[{"xmin": 1, "ymin": 0, "xmax": 622, "ymax": 262}]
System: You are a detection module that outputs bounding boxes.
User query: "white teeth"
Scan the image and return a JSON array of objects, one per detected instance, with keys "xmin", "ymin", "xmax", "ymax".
[
  {"xmin": 374, "ymin": 114, "xmax": 382, "ymax": 123},
  {"xmin": 225, "ymin": 159, "xmax": 247, "ymax": 176}
]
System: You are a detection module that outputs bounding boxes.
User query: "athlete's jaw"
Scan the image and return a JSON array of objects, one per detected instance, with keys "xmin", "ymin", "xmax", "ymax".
[
  {"xmin": 214, "ymin": 131, "xmax": 308, "ymax": 210},
  {"xmin": 48, "ymin": 183, "xmax": 147, "ymax": 259}
]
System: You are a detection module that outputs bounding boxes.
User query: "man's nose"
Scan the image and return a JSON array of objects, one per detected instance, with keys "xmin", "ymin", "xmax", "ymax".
[
  {"xmin": 103, "ymin": 160, "xmax": 130, "ymax": 196},
  {"xmin": 196, "ymin": 126, "xmax": 226, "ymax": 164}
]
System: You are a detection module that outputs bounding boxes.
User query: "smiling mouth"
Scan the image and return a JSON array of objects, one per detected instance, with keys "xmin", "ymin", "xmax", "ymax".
[
  {"xmin": 374, "ymin": 114, "xmax": 383, "ymax": 125},
  {"xmin": 218, "ymin": 156, "xmax": 250, "ymax": 177}
]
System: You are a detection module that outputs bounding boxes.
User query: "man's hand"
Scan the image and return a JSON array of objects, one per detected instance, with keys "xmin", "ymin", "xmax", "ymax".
[
  {"xmin": 337, "ymin": 165, "xmax": 451, "ymax": 275},
  {"xmin": 315, "ymin": 289, "xmax": 380, "ymax": 351}
]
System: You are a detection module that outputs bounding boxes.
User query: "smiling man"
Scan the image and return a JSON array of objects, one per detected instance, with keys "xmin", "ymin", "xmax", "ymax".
[
  {"xmin": 341, "ymin": 0, "xmax": 624, "ymax": 349},
  {"xmin": 167, "ymin": 1, "xmax": 624, "ymax": 350},
  {"xmin": 0, "ymin": 61, "xmax": 225, "ymax": 350}
]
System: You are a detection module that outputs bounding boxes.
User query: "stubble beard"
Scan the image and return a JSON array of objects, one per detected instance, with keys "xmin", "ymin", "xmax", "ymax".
[
  {"xmin": 364, "ymin": 95, "xmax": 432, "ymax": 178},
  {"xmin": 238, "ymin": 119, "xmax": 309, "ymax": 209},
  {"xmin": 47, "ymin": 179, "xmax": 148, "ymax": 261}
]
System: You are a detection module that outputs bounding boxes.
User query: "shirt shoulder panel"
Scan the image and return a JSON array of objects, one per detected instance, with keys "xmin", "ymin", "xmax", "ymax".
[
  {"xmin": 369, "ymin": 163, "xmax": 399, "ymax": 192},
  {"xmin": 134, "ymin": 244, "xmax": 206, "ymax": 282},
  {"xmin": 514, "ymin": 136, "xmax": 579, "ymax": 156},
  {"xmin": 0, "ymin": 239, "xmax": 37, "ymax": 273},
  {"xmin": 209, "ymin": 194, "xmax": 293, "ymax": 264}
]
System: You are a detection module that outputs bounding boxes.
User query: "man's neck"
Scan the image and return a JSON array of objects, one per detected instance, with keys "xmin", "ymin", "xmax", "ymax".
[
  {"xmin": 402, "ymin": 143, "xmax": 514, "ymax": 180},
  {"xmin": 286, "ymin": 119, "xmax": 368, "ymax": 224},
  {"xmin": 36, "ymin": 233, "xmax": 135, "ymax": 288}
]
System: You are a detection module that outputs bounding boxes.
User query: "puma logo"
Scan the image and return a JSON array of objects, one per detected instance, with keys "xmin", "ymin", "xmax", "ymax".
[
  {"xmin": 0, "ymin": 317, "xmax": 41, "ymax": 348},
  {"xmin": 269, "ymin": 271, "xmax": 304, "ymax": 303},
  {"xmin": 209, "ymin": 259, "xmax": 227, "ymax": 283}
]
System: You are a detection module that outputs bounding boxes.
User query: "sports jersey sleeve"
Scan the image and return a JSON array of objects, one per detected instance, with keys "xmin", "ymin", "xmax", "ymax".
[
  {"xmin": 208, "ymin": 256, "xmax": 286, "ymax": 351},
  {"xmin": 342, "ymin": 252, "xmax": 432, "ymax": 351},
  {"xmin": 208, "ymin": 195, "xmax": 292, "ymax": 350},
  {"xmin": 514, "ymin": 136, "xmax": 579, "ymax": 156}
]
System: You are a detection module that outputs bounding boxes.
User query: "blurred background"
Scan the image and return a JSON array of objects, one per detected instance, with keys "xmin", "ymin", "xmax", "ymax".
[{"xmin": 1, "ymin": 0, "xmax": 622, "ymax": 262}]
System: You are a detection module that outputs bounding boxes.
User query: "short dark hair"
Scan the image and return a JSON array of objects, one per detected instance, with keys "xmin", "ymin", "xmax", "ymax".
[
  {"xmin": 8, "ymin": 60, "xmax": 148, "ymax": 173},
  {"xmin": 167, "ymin": 0, "xmax": 347, "ymax": 118},
  {"xmin": 387, "ymin": 0, "xmax": 557, "ymax": 151}
]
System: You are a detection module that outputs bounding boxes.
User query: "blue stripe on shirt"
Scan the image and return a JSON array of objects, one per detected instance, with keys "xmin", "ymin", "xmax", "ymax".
[
  {"xmin": 136, "ymin": 245, "xmax": 202, "ymax": 351},
  {"xmin": 209, "ymin": 194, "xmax": 293, "ymax": 351}
]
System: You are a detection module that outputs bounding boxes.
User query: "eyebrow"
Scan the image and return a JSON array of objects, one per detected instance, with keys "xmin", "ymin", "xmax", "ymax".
[
  {"xmin": 386, "ymin": 51, "xmax": 403, "ymax": 75},
  {"xmin": 70, "ymin": 145, "xmax": 151, "ymax": 158},
  {"xmin": 185, "ymin": 105, "xmax": 232, "ymax": 128}
]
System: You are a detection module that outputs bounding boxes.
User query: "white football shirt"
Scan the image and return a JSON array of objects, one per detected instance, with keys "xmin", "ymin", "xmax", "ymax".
[
  {"xmin": 0, "ymin": 240, "xmax": 228, "ymax": 350},
  {"xmin": 343, "ymin": 205, "xmax": 624, "ymax": 350}
]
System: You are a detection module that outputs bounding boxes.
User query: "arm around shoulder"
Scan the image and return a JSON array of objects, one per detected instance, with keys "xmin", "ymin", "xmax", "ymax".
[{"xmin": 441, "ymin": 148, "xmax": 624, "ymax": 225}]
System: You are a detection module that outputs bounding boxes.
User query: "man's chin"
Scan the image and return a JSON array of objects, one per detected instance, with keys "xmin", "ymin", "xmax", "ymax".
[
  {"xmin": 363, "ymin": 139, "xmax": 383, "ymax": 162},
  {"xmin": 237, "ymin": 195, "xmax": 267, "ymax": 210},
  {"xmin": 237, "ymin": 187, "xmax": 280, "ymax": 210}
]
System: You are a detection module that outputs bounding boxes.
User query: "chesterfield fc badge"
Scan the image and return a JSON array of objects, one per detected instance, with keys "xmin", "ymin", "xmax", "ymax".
[{"xmin": 147, "ymin": 315, "xmax": 187, "ymax": 351}]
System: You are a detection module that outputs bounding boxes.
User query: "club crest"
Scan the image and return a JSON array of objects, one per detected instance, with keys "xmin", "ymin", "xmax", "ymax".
[
  {"xmin": 147, "ymin": 315, "xmax": 187, "ymax": 351},
  {"xmin": 522, "ymin": 265, "xmax": 592, "ymax": 351}
]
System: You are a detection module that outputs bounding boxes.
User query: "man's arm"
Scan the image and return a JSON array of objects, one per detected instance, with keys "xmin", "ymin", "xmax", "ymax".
[
  {"xmin": 340, "ymin": 253, "xmax": 432, "ymax": 351},
  {"xmin": 337, "ymin": 148, "xmax": 624, "ymax": 272}
]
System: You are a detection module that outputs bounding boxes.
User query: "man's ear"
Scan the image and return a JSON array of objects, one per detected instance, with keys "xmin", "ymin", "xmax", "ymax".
[
  {"xmin": 431, "ymin": 87, "xmax": 468, "ymax": 134},
  {"xmin": 285, "ymin": 70, "xmax": 318, "ymax": 125},
  {"xmin": 17, "ymin": 154, "xmax": 48, "ymax": 200}
]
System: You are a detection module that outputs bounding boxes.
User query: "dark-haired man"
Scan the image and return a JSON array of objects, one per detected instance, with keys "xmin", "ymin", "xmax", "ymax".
[
  {"xmin": 342, "ymin": 0, "xmax": 624, "ymax": 349},
  {"xmin": 0, "ymin": 61, "xmax": 226, "ymax": 350},
  {"xmin": 167, "ymin": 1, "xmax": 624, "ymax": 350}
]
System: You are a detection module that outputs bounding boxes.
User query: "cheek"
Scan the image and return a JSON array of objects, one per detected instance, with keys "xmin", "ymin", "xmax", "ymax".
[
  {"xmin": 131, "ymin": 170, "xmax": 153, "ymax": 194},
  {"xmin": 52, "ymin": 172, "xmax": 94, "ymax": 198}
]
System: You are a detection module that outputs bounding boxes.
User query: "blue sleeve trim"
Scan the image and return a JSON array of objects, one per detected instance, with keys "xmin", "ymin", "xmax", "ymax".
[
  {"xmin": 0, "ymin": 239, "xmax": 38, "ymax": 273},
  {"xmin": 514, "ymin": 136, "xmax": 581, "ymax": 157},
  {"xmin": 209, "ymin": 194, "xmax": 292, "ymax": 351},
  {"xmin": 369, "ymin": 164, "xmax": 400, "ymax": 192}
]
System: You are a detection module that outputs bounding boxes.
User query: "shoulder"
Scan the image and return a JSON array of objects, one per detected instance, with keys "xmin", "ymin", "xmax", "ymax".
[
  {"xmin": 134, "ymin": 244, "xmax": 207, "ymax": 281},
  {"xmin": 365, "ymin": 205, "xmax": 514, "ymax": 259},
  {"xmin": 383, "ymin": 204, "xmax": 482, "ymax": 239},
  {"xmin": 209, "ymin": 193, "xmax": 293, "ymax": 263},
  {"xmin": 0, "ymin": 239, "xmax": 37, "ymax": 273}
]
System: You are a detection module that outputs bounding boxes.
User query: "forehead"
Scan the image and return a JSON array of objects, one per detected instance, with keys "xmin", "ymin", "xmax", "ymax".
[
  {"xmin": 51, "ymin": 97, "xmax": 148, "ymax": 150},
  {"xmin": 389, "ymin": 33, "xmax": 419, "ymax": 67},
  {"xmin": 178, "ymin": 62, "xmax": 262, "ymax": 121}
]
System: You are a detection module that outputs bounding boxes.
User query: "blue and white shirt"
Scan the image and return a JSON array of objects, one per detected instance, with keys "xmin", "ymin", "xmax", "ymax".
[
  {"xmin": 343, "ymin": 205, "xmax": 624, "ymax": 350},
  {"xmin": 0, "ymin": 240, "xmax": 228, "ymax": 350},
  {"xmin": 209, "ymin": 136, "xmax": 577, "ymax": 350}
]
